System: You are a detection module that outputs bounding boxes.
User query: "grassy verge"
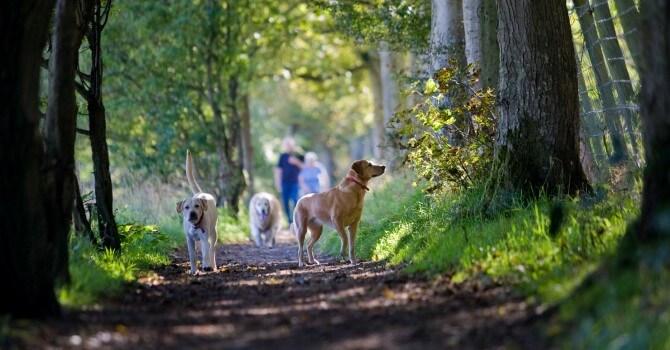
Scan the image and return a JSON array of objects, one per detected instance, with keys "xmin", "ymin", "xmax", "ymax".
[
  {"xmin": 59, "ymin": 205, "xmax": 250, "ymax": 308},
  {"xmin": 317, "ymin": 174, "xmax": 669, "ymax": 347}
]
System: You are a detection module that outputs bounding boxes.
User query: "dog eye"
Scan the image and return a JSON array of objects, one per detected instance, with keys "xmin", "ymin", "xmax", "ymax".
[{"xmin": 185, "ymin": 206, "xmax": 190, "ymax": 209}]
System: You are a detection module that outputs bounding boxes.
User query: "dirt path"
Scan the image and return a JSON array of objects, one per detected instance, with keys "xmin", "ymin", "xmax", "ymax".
[{"xmin": 16, "ymin": 230, "xmax": 548, "ymax": 349}]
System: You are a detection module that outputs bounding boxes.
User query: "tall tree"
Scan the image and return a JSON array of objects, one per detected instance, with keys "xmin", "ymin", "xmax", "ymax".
[
  {"xmin": 0, "ymin": 0, "xmax": 60, "ymax": 317},
  {"xmin": 379, "ymin": 45, "xmax": 399, "ymax": 162},
  {"xmin": 479, "ymin": 0, "xmax": 498, "ymax": 90},
  {"xmin": 81, "ymin": 0, "xmax": 121, "ymax": 249},
  {"xmin": 574, "ymin": 0, "xmax": 629, "ymax": 162},
  {"xmin": 462, "ymin": 0, "xmax": 482, "ymax": 89},
  {"xmin": 495, "ymin": 0, "xmax": 589, "ymax": 195},
  {"xmin": 630, "ymin": 0, "xmax": 670, "ymax": 245},
  {"xmin": 44, "ymin": 0, "xmax": 81, "ymax": 283},
  {"xmin": 430, "ymin": 0, "xmax": 467, "ymax": 72},
  {"xmin": 591, "ymin": 0, "xmax": 640, "ymax": 156},
  {"xmin": 361, "ymin": 50, "xmax": 385, "ymax": 161},
  {"xmin": 612, "ymin": 0, "xmax": 641, "ymax": 70}
]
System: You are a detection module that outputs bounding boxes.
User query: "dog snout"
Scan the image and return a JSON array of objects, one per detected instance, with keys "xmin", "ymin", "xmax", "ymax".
[{"xmin": 189, "ymin": 212, "xmax": 198, "ymax": 220}]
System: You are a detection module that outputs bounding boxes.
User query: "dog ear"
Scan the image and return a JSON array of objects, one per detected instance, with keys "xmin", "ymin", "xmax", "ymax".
[
  {"xmin": 351, "ymin": 160, "xmax": 366, "ymax": 177},
  {"xmin": 176, "ymin": 200, "xmax": 184, "ymax": 213},
  {"xmin": 200, "ymin": 199, "xmax": 208, "ymax": 212}
]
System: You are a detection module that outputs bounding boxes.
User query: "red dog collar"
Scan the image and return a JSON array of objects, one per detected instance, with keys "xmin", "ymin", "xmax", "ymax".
[
  {"xmin": 346, "ymin": 176, "xmax": 369, "ymax": 191},
  {"xmin": 193, "ymin": 214, "xmax": 205, "ymax": 232}
]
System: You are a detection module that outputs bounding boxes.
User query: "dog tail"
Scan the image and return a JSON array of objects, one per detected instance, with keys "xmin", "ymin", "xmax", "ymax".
[{"xmin": 186, "ymin": 149, "xmax": 203, "ymax": 194}]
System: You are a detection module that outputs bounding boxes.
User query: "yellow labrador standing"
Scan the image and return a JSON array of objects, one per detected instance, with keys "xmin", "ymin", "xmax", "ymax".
[
  {"xmin": 292, "ymin": 160, "xmax": 385, "ymax": 267},
  {"xmin": 249, "ymin": 192, "xmax": 282, "ymax": 248},
  {"xmin": 176, "ymin": 150, "xmax": 218, "ymax": 274}
]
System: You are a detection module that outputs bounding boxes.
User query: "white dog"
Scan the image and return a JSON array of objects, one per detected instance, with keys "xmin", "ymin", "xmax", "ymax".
[
  {"xmin": 249, "ymin": 192, "xmax": 282, "ymax": 248},
  {"xmin": 176, "ymin": 150, "xmax": 218, "ymax": 274}
]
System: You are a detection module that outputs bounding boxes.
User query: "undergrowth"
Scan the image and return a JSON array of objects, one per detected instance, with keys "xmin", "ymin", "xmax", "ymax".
[
  {"xmin": 59, "ymin": 204, "xmax": 250, "ymax": 308},
  {"xmin": 316, "ymin": 173, "xmax": 669, "ymax": 348}
]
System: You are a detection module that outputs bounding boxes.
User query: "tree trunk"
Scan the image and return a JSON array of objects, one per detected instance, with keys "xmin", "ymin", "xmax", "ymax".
[
  {"xmin": 379, "ymin": 46, "xmax": 398, "ymax": 162},
  {"xmin": 463, "ymin": 0, "xmax": 482, "ymax": 89},
  {"xmin": 0, "ymin": 0, "xmax": 59, "ymax": 318},
  {"xmin": 87, "ymin": 0, "xmax": 120, "ymax": 250},
  {"xmin": 240, "ymin": 93, "xmax": 254, "ymax": 204},
  {"xmin": 73, "ymin": 174, "xmax": 96, "ymax": 244},
  {"xmin": 479, "ymin": 0, "xmax": 499, "ymax": 91},
  {"xmin": 631, "ymin": 0, "xmax": 670, "ymax": 244},
  {"xmin": 362, "ymin": 50, "xmax": 384, "ymax": 161},
  {"xmin": 496, "ymin": 0, "xmax": 590, "ymax": 195},
  {"xmin": 430, "ymin": 0, "xmax": 467, "ymax": 73},
  {"xmin": 44, "ymin": 0, "xmax": 81, "ymax": 283},
  {"xmin": 214, "ymin": 77, "xmax": 245, "ymax": 215},
  {"xmin": 574, "ymin": 0, "xmax": 629, "ymax": 162},
  {"xmin": 612, "ymin": 0, "xmax": 641, "ymax": 70},
  {"xmin": 591, "ymin": 0, "xmax": 640, "ymax": 156},
  {"xmin": 577, "ymin": 61, "xmax": 606, "ymax": 170}
]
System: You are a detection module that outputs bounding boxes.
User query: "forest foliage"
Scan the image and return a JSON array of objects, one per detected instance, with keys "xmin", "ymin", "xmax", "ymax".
[{"xmin": 3, "ymin": 0, "xmax": 664, "ymax": 348}]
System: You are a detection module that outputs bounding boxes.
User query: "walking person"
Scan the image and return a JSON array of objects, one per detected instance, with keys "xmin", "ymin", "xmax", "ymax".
[
  {"xmin": 274, "ymin": 136, "xmax": 303, "ymax": 225},
  {"xmin": 299, "ymin": 152, "xmax": 330, "ymax": 196}
]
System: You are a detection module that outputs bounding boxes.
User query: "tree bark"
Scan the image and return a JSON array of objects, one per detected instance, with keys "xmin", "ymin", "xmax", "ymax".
[
  {"xmin": 591, "ymin": 0, "xmax": 640, "ymax": 156},
  {"xmin": 0, "ymin": 0, "xmax": 59, "ymax": 318},
  {"xmin": 612, "ymin": 0, "xmax": 641, "ymax": 70},
  {"xmin": 362, "ymin": 50, "xmax": 384, "ymax": 161},
  {"xmin": 631, "ymin": 0, "xmax": 670, "ymax": 244},
  {"xmin": 480, "ymin": 0, "xmax": 499, "ymax": 91},
  {"xmin": 577, "ymin": 61, "xmax": 606, "ymax": 170},
  {"xmin": 44, "ymin": 0, "xmax": 81, "ymax": 283},
  {"xmin": 379, "ymin": 45, "xmax": 398, "ymax": 162},
  {"xmin": 430, "ymin": 0, "xmax": 467, "ymax": 73},
  {"xmin": 496, "ymin": 0, "xmax": 590, "ymax": 195},
  {"xmin": 574, "ymin": 0, "xmax": 629, "ymax": 162},
  {"xmin": 240, "ymin": 93, "xmax": 254, "ymax": 205},
  {"xmin": 87, "ymin": 0, "xmax": 120, "ymax": 250},
  {"xmin": 73, "ymin": 174, "xmax": 96, "ymax": 243},
  {"xmin": 463, "ymin": 0, "xmax": 482, "ymax": 89}
]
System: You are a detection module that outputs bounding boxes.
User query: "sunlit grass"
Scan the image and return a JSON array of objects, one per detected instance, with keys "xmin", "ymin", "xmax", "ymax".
[
  {"xmin": 60, "ymin": 175, "xmax": 252, "ymax": 308},
  {"xmin": 315, "ymin": 173, "xmax": 666, "ymax": 346}
]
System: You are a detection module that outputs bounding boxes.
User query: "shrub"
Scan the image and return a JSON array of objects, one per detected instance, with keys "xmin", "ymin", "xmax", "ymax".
[{"xmin": 389, "ymin": 59, "xmax": 497, "ymax": 193}]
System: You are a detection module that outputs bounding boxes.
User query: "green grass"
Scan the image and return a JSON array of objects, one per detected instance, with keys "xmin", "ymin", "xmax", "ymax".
[
  {"xmin": 59, "ymin": 204, "xmax": 251, "ymax": 308},
  {"xmin": 321, "ymin": 175, "xmax": 635, "ymax": 301},
  {"xmin": 554, "ymin": 260, "xmax": 670, "ymax": 349},
  {"xmin": 316, "ymin": 174, "xmax": 670, "ymax": 347}
]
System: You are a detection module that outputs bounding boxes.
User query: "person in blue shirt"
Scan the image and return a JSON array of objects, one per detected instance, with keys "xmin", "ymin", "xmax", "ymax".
[
  {"xmin": 274, "ymin": 137, "xmax": 303, "ymax": 224},
  {"xmin": 299, "ymin": 152, "xmax": 330, "ymax": 196}
]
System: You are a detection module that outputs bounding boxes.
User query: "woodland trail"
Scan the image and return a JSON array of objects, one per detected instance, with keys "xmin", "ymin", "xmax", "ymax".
[{"xmin": 16, "ymin": 230, "xmax": 549, "ymax": 349}]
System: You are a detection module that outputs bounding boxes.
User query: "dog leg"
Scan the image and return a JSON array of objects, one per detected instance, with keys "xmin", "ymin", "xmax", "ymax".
[
  {"xmin": 186, "ymin": 237, "xmax": 198, "ymax": 275},
  {"xmin": 337, "ymin": 230, "xmax": 348, "ymax": 263},
  {"xmin": 210, "ymin": 232, "xmax": 217, "ymax": 270},
  {"xmin": 251, "ymin": 226, "xmax": 263, "ymax": 247},
  {"xmin": 295, "ymin": 221, "xmax": 308, "ymax": 268},
  {"xmin": 264, "ymin": 228, "xmax": 276, "ymax": 248},
  {"xmin": 306, "ymin": 222, "xmax": 323, "ymax": 265},
  {"xmin": 334, "ymin": 221, "xmax": 349, "ymax": 263},
  {"xmin": 201, "ymin": 236, "xmax": 212, "ymax": 272},
  {"xmin": 347, "ymin": 222, "xmax": 360, "ymax": 265}
]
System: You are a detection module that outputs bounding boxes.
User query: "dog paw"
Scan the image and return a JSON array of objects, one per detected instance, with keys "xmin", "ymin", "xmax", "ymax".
[
  {"xmin": 349, "ymin": 258, "xmax": 359, "ymax": 265},
  {"xmin": 189, "ymin": 269, "xmax": 199, "ymax": 275}
]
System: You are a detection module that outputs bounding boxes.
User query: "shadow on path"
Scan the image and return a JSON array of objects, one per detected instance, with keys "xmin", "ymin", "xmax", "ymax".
[{"xmin": 16, "ymin": 230, "xmax": 549, "ymax": 349}]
